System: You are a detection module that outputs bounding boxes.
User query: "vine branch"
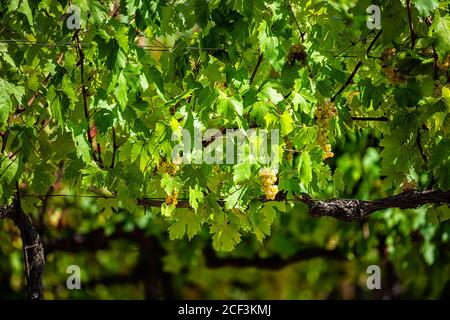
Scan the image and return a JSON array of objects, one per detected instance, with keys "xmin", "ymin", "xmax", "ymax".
[
  {"xmin": 299, "ymin": 190, "xmax": 450, "ymax": 221},
  {"xmin": 406, "ymin": 0, "xmax": 416, "ymax": 49},
  {"xmin": 0, "ymin": 193, "xmax": 45, "ymax": 299},
  {"xmin": 288, "ymin": 0, "xmax": 305, "ymax": 42},
  {"xmin": 250, "ymin": 53, "xmax": 263, "ymax": 84},
  {"xmin": 75, "ymin": 32, "xmax": 102, "ymax": 167},
  {"xmin": 331, "ymin": 29, "xmax": 383, "ymax": 102},
  {"xmin": 416, "ymin": 128, "xmax": 428, "ymax": 163},
  {"xmin": 351, "ymin": 116, "xmax": 388, "ymax": 121},
  {"xmin": 110, "ymin": 127, "xmax": 118, "ymax": 169},
  {"xmin": 137, "ymin": 189, "xmax": 450, "ymax": 222}
]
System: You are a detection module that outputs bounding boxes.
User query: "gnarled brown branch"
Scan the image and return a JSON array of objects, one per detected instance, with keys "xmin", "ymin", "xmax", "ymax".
[
  {"xmin": 301, "ymin": 190, "xmax": 450, "ymax": 221},
  {"xmin": 137, "ymin": 190, "xmax": 450, "ymax": 222},
  {"xmin": 0, "ymin": 196, "xmax": 45, "ymax": 299}
]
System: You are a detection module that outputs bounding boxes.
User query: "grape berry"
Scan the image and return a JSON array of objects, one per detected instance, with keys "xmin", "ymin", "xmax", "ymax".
[
  {"xmin": 315, "ymin": 100, "xmax": 336, "ymax": 160},
  {"xmin": 260, "ymin": 168, "xmax": 279, "ymax": 200}
]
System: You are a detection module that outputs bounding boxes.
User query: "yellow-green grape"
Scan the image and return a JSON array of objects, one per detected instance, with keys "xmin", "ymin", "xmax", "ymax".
[
  {"xmin": 159, "ymin": 161, "xmax": 181, "ymax": 204},
  {"xmin": 433, "ymin": 80, "xmax": 443, "ymax": 98},
  {"xmin": 259, "ymin": 168, "xmax": 278, "ymax": 200},
  {"xmin": 401, "ymin": 178, "xmax": 417, "ymax": 192},
  {"xmin": 158, "ymin": 161, "xmax": 179, "ymax": 176},
  {"xmin": 315, "ymin": 100, "xmax": 336, "ymax": 160},
  {"xmin": 437, "ymin": 54, "xmax": 450, "ymax": 73},
  {"xmin": 322, "ymin": 144, "xmax": 334, "ymax": 160},
  {"xmin": 382, "ymin": 66, "xmax": 405, "ymax": 85},
  {"xmin": 190, "ymin": 57, "xmax": 201, "ymax": 74},
  {"xmin": 421, "ymin": 47, "xmax": 434, "ymax": 57},
  {"xmin": 381, "ymin": 47, "xmax": 396, "ymax": 62},
  {"xmin": 165, "ymin": 191, "xmax": 179, "ymax": 206}
]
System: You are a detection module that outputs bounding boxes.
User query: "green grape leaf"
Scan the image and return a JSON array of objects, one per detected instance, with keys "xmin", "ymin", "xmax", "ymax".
[
  {"xmin": 258, "ymin": 85, "xmax": 283, "ymax": 104},
  {"xmin": 430, "ymin": 12, "xmax": 450, "ymax": 61},
  {"xmin": 298, "ymin": 151, "xmax": 312, "ymax": 187},
  {"xmin": 280, "ymin": 111, "xmax": 294, "ymax": 136},
  {"xmin": 169, "ymin": 210, "xmax": 203, "ymax": 240},
  {"xmin": 210, "ymin": 213, "xmax": 241, "ymax": 252},
  {"xmin": 250, "ymin": 201, "xmax": 278, "ymax": 242},
  {"xmin": 233, "ymin": 162, "xmax": 251, "ymax": 184},
  {"xmin": 114, "ymin": 72, "xmax": 128, "ymax": 110},
  {"xmin": 258, "ymin": 21, "xmax": 286, "ymax": 72},
  {"xmin": 189, "ymin": 186, "xmax": 204, "ymax": 212},
  {"xmin": 97, "ymin": 197, "xmax": 118, "ymax": 219},
  {"xmin": 414, "ymin": 0, "xmax": 439, "ymax": 17},
  {"xmin": 160, "ymin": 174, "xmax": 182, "ymax": 195},
  {"xmin": 224, "ymin": 186, "xmax": 246, "ymax": 210}
]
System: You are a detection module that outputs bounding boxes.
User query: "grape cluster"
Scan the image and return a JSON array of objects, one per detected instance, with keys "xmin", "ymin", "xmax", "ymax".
[
  {"xmin": 347, "ymin": 90, "xmax": 360, "ymax": 103},
  {"xmin": 381, "ymin": 47, "xmax": 396, "ymax": 62},
  {"xmin": 437, "ymin": 54, "xmax": 450, "ymax": 73},
  {"xmin": 421, "ymin": 47, "xmax": 434, "ymax": 57},
  {"xmin": 401, "ymin": 178, "xmax": 417, "ymax": 192},
  {"xmin": 315, "ymin": 100, "xmax": 336, "ymax": 160},
  {"xmin": 158, "ymin": 160, "xmax": 180, "ymax": 206},
  {"xmin": 190, "ymin": 57, "xmax": 201, "ymax": 74},
  {"xmin": 322, "ymin": 143, "xmax": 334, "ymax": 160},
  {"xmin": 259, "ymin": 168, "xmax": 279, "ymax": 200},
  {"xmin": 158, "ymin": 161, "xmax": 179, "ymax": 176},
  {"xmin": 382, "ymin": 66, "xmax": 405, "ymax": 85},
  {"xmin": 433, "ymin": 80, "xmax": 443, "ymax": 98},
  {"xmin": 165, "ymin": 191, "xmax": 179, "ymax": 206},
  {"xmin": 380, "ymin": 47, "xmax": 406, "ymax": 85},
  {"xmin": 287, "ymin": 44, "xmax": 307, "ymax": 65}
]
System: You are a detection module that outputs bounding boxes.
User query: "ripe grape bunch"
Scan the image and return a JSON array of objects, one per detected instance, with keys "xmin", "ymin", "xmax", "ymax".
[
  {"xmin": 260, "ymin": 168, "xmax": 279, "ymax": 200},
  {"xmin": 315, "ymin": 99, "xmax": 336, "ymax": 160},
  {"xmin": 433, "ymin": 80, "xmax": 443, "ymax": 98},
  {"xmin": 380, "ymin": 47, "xmax": 405, "ymax": 85},
  {"xmin": 159, "ymin": 160, "xmax": 180, "ymax": 206},
  {"xmin": 287, "ymin": 44, "xmax": 307, "ymax": 65},
  {"xmin": 165, "ymin": 191, "xmax": 179, "ymax": 206},
  {"xmin": 382, "ymin": 66, "xmax": 405, "ymax": 85},
  {"xmin": 401, "ymin": 178, "xmax": 417, "ymax": 192},
  {"xmin": 158, "ymin": 161, "xmax": 179, "ymax": 176},
  {"xmin": 436, "ymin": 54, "xmax": 450, "ymax": 73}
]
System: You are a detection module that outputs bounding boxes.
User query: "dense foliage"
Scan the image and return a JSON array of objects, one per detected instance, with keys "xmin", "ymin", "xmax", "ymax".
[{"xmin": 1, "ymin": 0, "xmax": 450, "ymax": 299}]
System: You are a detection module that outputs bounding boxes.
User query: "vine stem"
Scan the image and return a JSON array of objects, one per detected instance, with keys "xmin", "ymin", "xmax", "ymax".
[
  {"xmin": 351, "ymin": 116, "xmax": 388, "ymax": 121},
  {"xmin": 406, "ymin": 0, "xmax": 416, "ymax": 49},
  {"xmin": 111, "ymin": 127, "xmax": 118, "ymax": 168},
  {"xmin": 331, "ymin": 29, "xmax": 383, "ymax": 102},
  {"xmin": 288, "ymin": 0, "xmax": 305, "ymax": 42},
  {"xmin": 250, "ymin": 52, "xmax": 263, "ymax": 84},
  {"xmin": 416, "ymin": 128, "xmax": 428, "ymax": 163},
  {"xmin": 20, "ymin": 188, "xmax": 450, "ymax": 222},
  {"xmin": 75, "ymin": 32, "xmax": 103, "ymax": 167}
]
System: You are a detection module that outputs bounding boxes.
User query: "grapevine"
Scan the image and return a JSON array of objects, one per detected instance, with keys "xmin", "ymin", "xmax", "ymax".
[{"xmin": 0, "ymin": 0, "xmax": 450, "ymax": 301}]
